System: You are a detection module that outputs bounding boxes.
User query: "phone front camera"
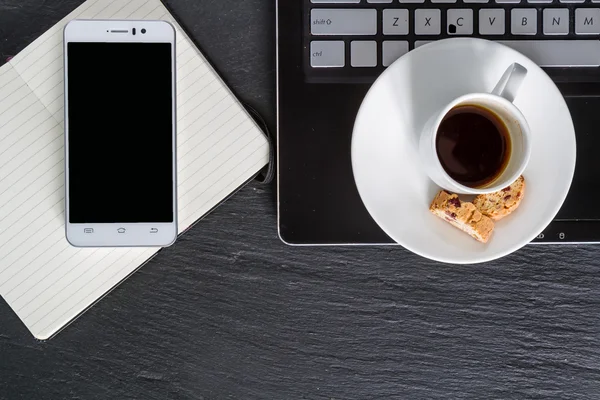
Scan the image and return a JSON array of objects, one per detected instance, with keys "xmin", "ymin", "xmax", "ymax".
[{"xmin": 141, "ymin": 29, "xmax": 146, "ymax": 34}]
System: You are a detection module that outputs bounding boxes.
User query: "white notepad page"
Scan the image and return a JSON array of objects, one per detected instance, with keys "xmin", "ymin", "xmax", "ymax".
[{"xmin": 0, "ymin": 0, "xmax": 269, "ymax": 339}]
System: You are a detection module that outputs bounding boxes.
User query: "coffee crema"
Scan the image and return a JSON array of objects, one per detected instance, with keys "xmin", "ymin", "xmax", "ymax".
[{"xmin": 435, "ymin": 104, "xmax": 511, "ymax": 188}]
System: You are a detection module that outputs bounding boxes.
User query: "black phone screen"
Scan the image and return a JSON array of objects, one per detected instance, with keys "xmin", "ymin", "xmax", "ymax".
[{"xmin": 67, "ymin": 42, "xmax": 174, "ymax": 224}]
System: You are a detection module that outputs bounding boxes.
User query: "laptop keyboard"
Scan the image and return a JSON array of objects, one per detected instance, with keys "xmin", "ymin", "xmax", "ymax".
[{"xmin": 305, "ymin": 0, "xmax": 600, "ymax": 81}]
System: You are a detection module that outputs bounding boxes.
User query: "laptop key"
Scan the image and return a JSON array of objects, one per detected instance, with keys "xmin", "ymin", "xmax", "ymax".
[
  {"xmin": 415, "ymin": 9, "xmax": 441, "ymax": 35},
  {"xmin": 479, "ymin": 9, "xmax": 505, "ymax": 35},
  {"xmin": 413, "ymin": 40, "xmax": 600, "ymax": 67},
  {"xmin": 383, "ymin": 41, "xmax": 409, "ymax": 66},
  {"xmin": 351, "ymin": 41, "xmax": 378, "ymax": 67},
  {"xmin": 511, "ymin": 9, "xmax": 537, "ymax": 34},
  {"xmin": 311, "ymin": 9, "xmax": 377, "ymax": 35},
  {"xmin": 575, "ymin": 9, "xmax": 600, "ymax": 34},
  {"xmin": 498, "ymin": 40, "xmax": 600, "ymax": 66},
  {"xmin": 543, "ymin": 9, "xmax": 569, "ymax": 35},
  {"xmin": 447, "ymin": 9, "xmax": 473, "ymax": 34},
  {"xmin": 310, "ymin": 41, "xmax": 345, "ymax": 67},
  {"xmin": 383, "ymin": 9, "xmax": 409, "ymax": 35}
]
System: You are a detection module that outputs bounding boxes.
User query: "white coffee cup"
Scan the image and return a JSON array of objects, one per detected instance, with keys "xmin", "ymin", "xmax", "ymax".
[{"xmin": 419, "ymin": 63, "xmax": 531, "ymax": 195}]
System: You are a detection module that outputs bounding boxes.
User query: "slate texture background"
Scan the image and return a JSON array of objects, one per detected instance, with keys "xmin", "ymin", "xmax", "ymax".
[{"xmin": 1, "ymin": 1, "xmax": 600, "ymax": 399}]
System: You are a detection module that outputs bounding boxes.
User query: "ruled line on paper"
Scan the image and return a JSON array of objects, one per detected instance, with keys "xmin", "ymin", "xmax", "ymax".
[
  {"xmin": 13, "ymin": 248, "xmax": 101, "ymax": 312},
  {"xmin": 32, "ymin": 250, "xmax": 152, "ymax": 335},
  {"xmin": 28, "ymin": 249, "xmax": 140, "ymax": 328}
]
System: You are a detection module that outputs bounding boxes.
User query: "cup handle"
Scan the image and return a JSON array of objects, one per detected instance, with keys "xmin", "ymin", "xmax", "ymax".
[{"xmin": 491, "ymin": 63, "xmax": 528, "ymax": 103}]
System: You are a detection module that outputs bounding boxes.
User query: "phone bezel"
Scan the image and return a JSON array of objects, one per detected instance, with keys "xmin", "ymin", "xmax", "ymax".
[{"xmin": 63, "ymin": 20, "xmax": 177, "ymax": 247}]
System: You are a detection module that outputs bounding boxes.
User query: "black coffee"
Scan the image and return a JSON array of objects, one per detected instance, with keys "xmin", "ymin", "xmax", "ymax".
[{"xmin": 436, "ymin": 104, "xmax": 510, "ymax": 188}]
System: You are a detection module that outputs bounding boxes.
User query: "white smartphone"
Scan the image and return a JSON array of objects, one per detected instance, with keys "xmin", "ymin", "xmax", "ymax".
[{"xmin": 64, "ymin": 20, "xmax": 177, "ymax": 247}]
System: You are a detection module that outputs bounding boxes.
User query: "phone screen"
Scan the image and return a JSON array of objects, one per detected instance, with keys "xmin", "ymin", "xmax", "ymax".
[{"xmin": 67, "ymin": 42, "xmax": 174, "ymax": 224}]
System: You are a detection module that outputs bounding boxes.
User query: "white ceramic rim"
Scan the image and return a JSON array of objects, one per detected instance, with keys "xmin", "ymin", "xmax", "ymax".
[
  {"xmin": 351, "ymin": 38, "xmax": 576, "ymax": 264},
  {"xmin": 428, "ymin": 93, "xmax": 532, "ymax": 195}
]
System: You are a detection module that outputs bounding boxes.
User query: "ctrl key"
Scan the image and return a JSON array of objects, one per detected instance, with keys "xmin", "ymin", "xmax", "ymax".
[{"xmin": 310, "ymin": 41, "xmax": 345, "ymax": 68}]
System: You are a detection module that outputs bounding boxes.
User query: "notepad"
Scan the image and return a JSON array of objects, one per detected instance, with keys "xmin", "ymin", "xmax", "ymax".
[{"xmin": 0, "ymin": 0, "xmax": 269, "ymax": 340}]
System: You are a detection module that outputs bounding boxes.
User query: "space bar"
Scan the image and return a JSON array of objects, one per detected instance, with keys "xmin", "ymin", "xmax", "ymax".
[
  {"xmin": 415, "ymin": 40, "xmax": 600, "ymax": 67},
  {"xmin": 497, "ymin": 40, "xmax": 600, "ymax": 67}
]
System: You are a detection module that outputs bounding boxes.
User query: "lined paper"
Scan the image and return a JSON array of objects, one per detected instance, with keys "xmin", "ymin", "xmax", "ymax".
[{"xmin": 0, "ymin": 0, "xmax": 269, "ymax": 340}]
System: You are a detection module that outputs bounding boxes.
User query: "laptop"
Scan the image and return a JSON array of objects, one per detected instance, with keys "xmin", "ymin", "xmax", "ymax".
[{"xmin": 277, "ymin": 0, "xmax": 600, "ymax": 245}]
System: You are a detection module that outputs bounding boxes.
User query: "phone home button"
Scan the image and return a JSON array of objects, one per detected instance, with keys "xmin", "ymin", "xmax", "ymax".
[
  {"xmin": 150, "ymin": 228, "xmax": 158, "ymax": 234},
  {"xmin": 117, "ymin": 228, "xmax": 126, "ymax": 234},
  {"xmin": 84, "ymin": 228, "xmax": 94, "ymax": 234}
]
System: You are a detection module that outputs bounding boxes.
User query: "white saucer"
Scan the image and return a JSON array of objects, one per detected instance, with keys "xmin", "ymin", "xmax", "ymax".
[{"xmin": 351, "ymin": 38, "xmax": 576, "ymax": 264}]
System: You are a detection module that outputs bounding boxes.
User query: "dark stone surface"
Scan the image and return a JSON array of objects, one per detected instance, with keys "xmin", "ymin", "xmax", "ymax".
[{"xmin": 2, "ymin": 1, "xmax": 600, "ymax": 399}]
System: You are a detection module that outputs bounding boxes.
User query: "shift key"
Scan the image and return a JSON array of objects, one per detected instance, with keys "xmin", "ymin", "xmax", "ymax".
[{"xmin": 311, "ymin": 9, "xmax": 377, "ymax": 35}]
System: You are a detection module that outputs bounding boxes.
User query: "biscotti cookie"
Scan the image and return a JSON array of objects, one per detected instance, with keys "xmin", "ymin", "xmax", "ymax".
[
  {"xmin": 429, "ymin": 191, "xmax": 494, "ymax": 243},
  {"xmin": 473, "ymin": 175, "xmax": 525, "ymax": 221}
]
